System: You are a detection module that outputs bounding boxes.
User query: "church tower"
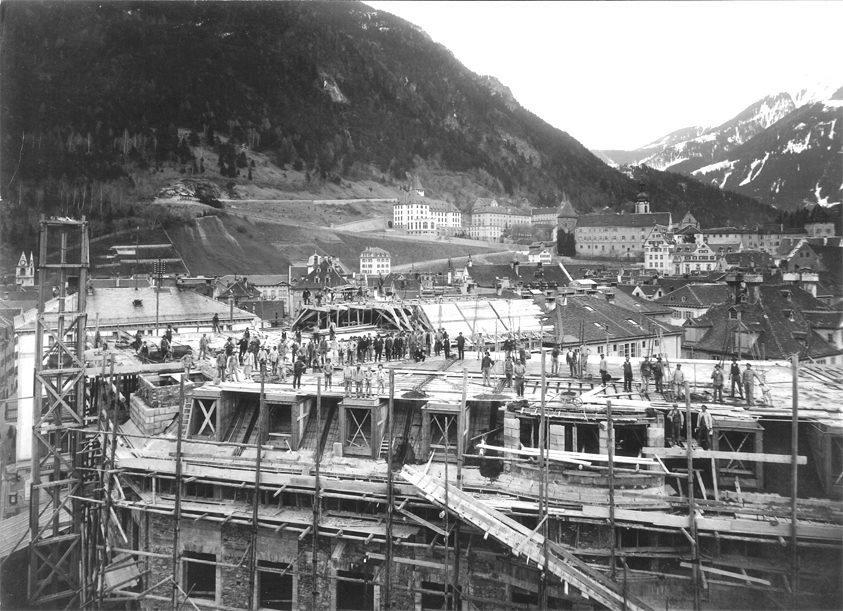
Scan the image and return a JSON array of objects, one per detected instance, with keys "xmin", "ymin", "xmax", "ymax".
[
  {"xmin": 15, "ymin": 251, "xmax": 35, "ymax": 287},
  {"xmin": 634, "ymin": 184, "xmax": 651, "ymax": 214}
]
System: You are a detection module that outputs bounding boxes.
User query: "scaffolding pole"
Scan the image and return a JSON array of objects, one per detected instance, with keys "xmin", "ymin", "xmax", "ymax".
[
  {"xmin": 384, "ymin": 370, "xmax": 395, "ymax": 610},
  {"xmin": 311, "ymin": 379, "xmax": 322, "ymax": 610},
  {"xmin": 248, "ymin": 362, "xmax": 266, "ymax": 610},
  {"xmin": 790, "ymin": 354, "xmax": 800, "ymax": 606},
  {"xmin": 171, "ymin": 365, "xmax": 187, "ymax": 610},
  {"xmin": 539, "ymin": 350, "xmax": 549, "ymax": 609},
  {"xmin": 608, "ymin": 399, "xmax": 616, "ymax": 580},
  {"xmin": 685, "ymin": 381, "xmax": 701, "ymax": 611}
]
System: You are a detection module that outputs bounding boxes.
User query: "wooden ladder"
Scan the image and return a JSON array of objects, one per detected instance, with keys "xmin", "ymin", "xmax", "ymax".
[{"xmin": 180, "ymin": 395, "xmax": 193, "ymax": 437}]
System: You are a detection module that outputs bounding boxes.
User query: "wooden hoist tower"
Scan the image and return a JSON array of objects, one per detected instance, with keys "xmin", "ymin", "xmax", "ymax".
[{"xmin": 28, "ymin": 217, "xmax": 101, "ymax": 608}]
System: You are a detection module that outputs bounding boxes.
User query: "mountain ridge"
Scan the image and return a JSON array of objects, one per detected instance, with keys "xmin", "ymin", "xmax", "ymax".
[
  {"xmin": 0, "ymin": 1, "xmax": 776, "ymax": 264},
  {"xmin": 594, "ymin": 84, "xmax": 842, "ymax": 209}
]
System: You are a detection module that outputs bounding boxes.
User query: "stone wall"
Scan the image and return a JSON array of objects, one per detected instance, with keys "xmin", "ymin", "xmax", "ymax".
[
  {"xmin": 130, "ymin": 394, "xmax": 180, "ymax": 436},
  {"xmin": 137, "ymin": 373, "xmax": 192, "ymax": 409}
]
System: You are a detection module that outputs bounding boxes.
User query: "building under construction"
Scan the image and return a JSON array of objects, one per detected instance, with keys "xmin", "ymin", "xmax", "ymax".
[{"xmin": 2, "ymin": 217, "xmax": 842, "ymax": 611}]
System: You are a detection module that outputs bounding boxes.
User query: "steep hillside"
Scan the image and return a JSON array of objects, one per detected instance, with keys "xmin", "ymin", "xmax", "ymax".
[
  {"xmin": 690, "ymin": 99, "xmax": 842, "ymax": 209},
  {"xmin": 0, "ymin": 1, "xmax": 777, "ymax": 264}
]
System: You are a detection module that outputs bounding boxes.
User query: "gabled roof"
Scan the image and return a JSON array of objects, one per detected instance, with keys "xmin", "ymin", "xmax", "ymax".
[
  {"xmin": 722, "ymin": 250, "xmax": 773, "ymax": 269},
  {"xmin": 803, "ymin": 310, "xmax": 843, "ymax": 329},
  {"xmin": 361, "ymin": 247, "xmax": 390, "ymax": 258},
  {"xmin": 690, "ymin": 285, "xmax": 840, "ymax": 360},
  {"xmin": 557, "ymin": 199, "xmax": 578, "ymax": 218},
  {"xmin": 576, "ymin": 212, "xmax": 671, "ymax": 228},
  {"xmin": 656, "ymin": 283, "xmax": 731, "ymax": 308},
  {"xmin": 547, "ymin": 294, "xmax": 681, "ymax": 344}
]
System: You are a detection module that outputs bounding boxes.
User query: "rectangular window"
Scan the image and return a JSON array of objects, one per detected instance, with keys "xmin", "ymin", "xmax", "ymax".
[
  {"xmin": 336, "ymin": 570, "xmax": 374, "ymax": 610},
  {"xmin": 258, "ymin": 561, "xmax": 293, "ymax": 610},
  {"xmin": 183, "ymin": 552, "xmax": 216, "ymax": 601}
]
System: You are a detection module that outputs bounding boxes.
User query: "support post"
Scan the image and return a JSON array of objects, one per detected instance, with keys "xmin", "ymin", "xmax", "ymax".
[
  {"xmin": 171, "ymin": 364, "xmax": 187, "ymax": 610},
  {"xmin": 248, "ymin": 361, "xmax": 266, "ymax": 610},
  {"xmin": 607, "ymin": 399, "xmax": 616, "ymax": 579},
  {"xmin": 790, "ymin": 354, "xmax": 800, "ymax": 603},
  {"xmin": 311, "ymin": 379, "xmax": 321, "ymax": 610},
  {"xmin": 453, "ymin": 368, "xmax": 468, "ymax": 609},
  {"xmin": 685, "ymin": 381, "xmax": 700, "ymax": 611},
  {"xmin": 384, "ymin": 370, "xmax": 395, "ymax": 610},
  {"xmin": 539, "ymin": 350, "xmax": 549, "ymax": 609}
]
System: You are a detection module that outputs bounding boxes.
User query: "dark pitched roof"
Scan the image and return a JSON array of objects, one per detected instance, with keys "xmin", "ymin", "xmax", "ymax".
[
  {"xmin": 656, "ymin": 284, "xmax": 731, "ymax": 308},
  {"xmin": 803, "ymin": 310, "xmax": 843, "ymax": 329},
  {"xmin": 557, "ymin": 200, "xmax": 578, "ymax": 218},
  {"xmin": 576, "ymin": 212, "xmax": 671, "ymax": 228},
  {"xmin": 547, "ymin": 294, "xmax": 681, "ymax": 344},
  {"xmin": 722, "ymin": 250, "xmax": 773, "ymax": 269},
  {"xmin": 690, "ymin": 285, "xmax": 840, "ymax": 360}
]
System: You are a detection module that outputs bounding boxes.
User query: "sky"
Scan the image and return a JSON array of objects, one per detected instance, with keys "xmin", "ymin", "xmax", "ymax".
[{"xmin": 365, "ymin": 1, "xmax": 843, "ymax": 151}]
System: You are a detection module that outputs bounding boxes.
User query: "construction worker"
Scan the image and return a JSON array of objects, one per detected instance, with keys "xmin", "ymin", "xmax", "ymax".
[
  {"xmin": 640, "ymin": 356, "xmax": 652, "ymax": 393},
  {"xmin": 599, "ymin": 353, "xmax": 609, "ymax": 385},
  {"xmin": 481, "ymin": 350, "xmax": 494, "ymax": 386},
  {"xmin": 622, "ymin": 356, "xmax": 633, "ymax": 392},
  {"xmin": 696, "ymin": 405, "xmax": 714, "ymax": 449},
  {"xmin": 653, "ymin": 356, "xmax": 664, "ymax": 393},
  {"xmin": 729, "ymin": 358, "xmax": 743, "ymax": 399},
  {"xmin": 503, "ymin": 356, "xmax": 514, "ymax": 388},
  {"xmin": 711, "ymin": 364, "xmax": 724, "ymax": 403},
  {"xmin": 742, "ymin": 363, "xmax": 761, "ymax": 408},
  {"xmin": 666, "ymin": 404, "xmax": 684, "ymax": 446},
  {"xmin": 513, "ymin": 359, "xmax": 527, "ymax": 398},
  {"xmin": 672, "ymin": 364, "xmax": 685, "ymax": 400}
]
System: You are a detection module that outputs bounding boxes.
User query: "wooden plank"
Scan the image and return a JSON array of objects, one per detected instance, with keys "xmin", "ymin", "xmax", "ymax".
[
  {"xmin": 680, "ymin": 562, "xmax": 771, "ymax": 586},
  {"xmin": 646, "ymin": 447, "xmax": 807, "ymax": 465}
]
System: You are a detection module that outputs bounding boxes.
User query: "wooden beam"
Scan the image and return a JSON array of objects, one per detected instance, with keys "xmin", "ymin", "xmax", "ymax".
[
  {"xmin": 680, "ymin": 562, "xmax": 771, "ymax": 586},
  {"xmin": 646, "ymin": 447, "xmax": 807, "ymax": 465}
]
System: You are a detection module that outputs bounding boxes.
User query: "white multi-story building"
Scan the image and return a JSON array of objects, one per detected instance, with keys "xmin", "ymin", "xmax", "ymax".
[
  {"xmin": 359, "ymin": 247, "xmax": 391, "ymax": 276},
  {"xmin": 468, "ymin": 198, "xmax": 530, "ymax": 241},
  {"xmin": 642, "ymin": 226, "xmax": 673, "ymax": 274},
  {"xmin": 392, "ymin": 187, "xmax": 462, "ymax": 235}
]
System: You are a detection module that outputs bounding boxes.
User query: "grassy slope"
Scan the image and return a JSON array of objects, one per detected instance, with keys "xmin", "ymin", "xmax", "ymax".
[{"xmin": 162, "ymin": 214, "xmax": 504, "ymax": 276}]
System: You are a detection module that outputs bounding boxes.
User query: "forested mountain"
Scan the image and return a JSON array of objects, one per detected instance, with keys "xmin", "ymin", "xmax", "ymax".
[{"xmin": 0, "ymin": 1, "xmax": 775, "ymax": 261}]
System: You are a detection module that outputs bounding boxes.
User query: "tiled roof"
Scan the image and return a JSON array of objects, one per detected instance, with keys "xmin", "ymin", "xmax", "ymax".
[
  {"xmin": 803, "ymin": 310, "xmax": 843, "ymax": 329},
  {"xmin": 656, "ymin": 283, "xmax": 731, "ymax": 308},
  {"xmin": 722, "ymin": 250, "xmax": 773, "ymax": 268},
  {"xmin": 548, "ymin": 294, "xmax": 681, "ymax": 343},
  {"xmin": 690, "ymin": 285, "xmax": 840, "ymax": 360},
  {"xmin": 576, "ymin": 212, "xmax": 671, "ymax": 228},
  {"xmin": 361, "ymin": 247, "xmax": 390, "ymax": 257}
]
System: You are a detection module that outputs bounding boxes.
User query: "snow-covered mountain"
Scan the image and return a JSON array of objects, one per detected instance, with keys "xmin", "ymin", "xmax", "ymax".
[{"xmin": 594, "ymin": 84, "xmax": 843, "ymax": 209}]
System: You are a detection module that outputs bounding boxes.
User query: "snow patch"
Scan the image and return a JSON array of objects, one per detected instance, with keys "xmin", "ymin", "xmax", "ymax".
[
  {"xmin": 739, "ymin": 153, "xmax": 769, "ymax": 186},
  {"xmin": 814, "ymin": 182, "xmax": 830, "ymax": 206},
  {"xmin": 720, "ymin": 171, "xmax": 733, "ymax": 190},
  {"xmin": 692, "ymin": 159, "xmax": 735, "ymax": 176},
  {"xmin": 783, "ymin": 130, "xmax": 812, "ymax": 154},
  {"xmin": 824, "ymin": 99, "xmax": 843, "ymax": 108}
]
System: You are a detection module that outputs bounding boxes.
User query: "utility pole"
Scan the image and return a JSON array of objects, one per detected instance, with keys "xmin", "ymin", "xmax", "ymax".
[
  {"xmin": 171, "ymin": 363, "xmax": 188, "ymax": 610},
  {"xmin": 248, "ymin": 361, "xmax": 266, "ymax": 610}
]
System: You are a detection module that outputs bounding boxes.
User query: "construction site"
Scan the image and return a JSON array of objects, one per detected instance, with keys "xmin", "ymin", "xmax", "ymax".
[{"xmin": 1, "ymin": 217, "xmax": 841, "ymax": 611}]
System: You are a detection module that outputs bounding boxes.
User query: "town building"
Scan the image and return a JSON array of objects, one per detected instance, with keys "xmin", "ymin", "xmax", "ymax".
[
  {"xmin": 467, "ymin": 198, "xmax": 530, "ymax": 241},
  {"xmin": 14, "ymin": 252, "xmax": 35, "ymax": 287},
  {"xmin": 656, "ymin": 283, "xmax": 731, "ymax": 326},
  {"xmin": 575, "ymin": 190, "xmax": 672, "ymax": 258},
  {"xmin": 359, "ymin": 247, "xmax": 391, "ymax": 276},
  {"xmin": 392, "ymin": 184, "xmax": 462, "ymax": 236},
  {"xmin": 682, "ymin": 271, "xmax": 842, "ymax": 362}
]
